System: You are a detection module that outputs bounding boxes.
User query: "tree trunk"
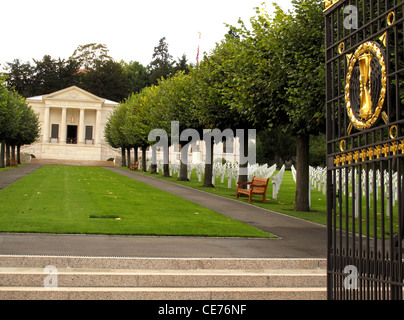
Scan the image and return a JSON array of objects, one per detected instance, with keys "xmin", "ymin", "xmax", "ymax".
[
  {"xmin": 17, "ymin": 145, "xmax": 21, "ymax": 164},
  {"xmin": 163, "ymin": 163, "xmax": 171, "ymax": 177},
  {"xmin": 6, "ymin": 144, "xmax": 10, "ymax": 167},
  {"xmin": 161, "ymin": 144, "xmax": 170, "ymax": 177},
  {"xmin": 178, "ymin": 161, "xmax": 189, "ymax": 181},
  {"xmin": 237, "ymin": 136, "xmax": 249, "ymax": 189},
  {"xmin": 0, "ymin": 142, "xmax": 5, "ymax": 168},
  {"xmin": 150, "ymin": 144, "xmax": 158, "ymax": 174},
  {"xmin": 141, "ymin": 146, "xmax": 147, "ymax": 172},
  {"xmin": 134, "ymin": 147, "xmax": 138, "ymax": 163},
  {"xmin": 294, "ymin": 134, "xmax": 310, "ymax": 212},
  {"xmin": 126, "ymin": 148, "xmax": 131, "ymax": 168},
  {"xmin": 178, "ymin": 142, "xmax": 189, "ymax": 181},
  {"xmin": 11, "ymin": 145, "xmax": 16, "ymax": 161},
  {"xmin": 150, "ymin": 164, "xmax": 158, "ymax": 174},
  {"xmin": 203, "ymin": 141, "xmax": 214, "ymax": 188},
  {"xmin": 121, "ymin": 147, "xmax": 126, "ymax": 167}
]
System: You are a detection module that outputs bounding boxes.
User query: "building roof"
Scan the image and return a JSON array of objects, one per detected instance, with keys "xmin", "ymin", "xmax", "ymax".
[{"xmin": 26, "ymin": 86, "xmax": 119, "ymax": 105}]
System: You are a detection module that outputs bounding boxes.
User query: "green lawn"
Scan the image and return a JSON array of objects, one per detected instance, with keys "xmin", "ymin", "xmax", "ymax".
[
  {"xmin": 136, "ymin": 166, "xmax": 400, "ymax": 239},
  {"xmin": 0, "ymin": 165, "xmax": 274, "ymax": 238},
  {"xmin": 134, "ymin": 167, "xmax": 328, "ymax": 226}
]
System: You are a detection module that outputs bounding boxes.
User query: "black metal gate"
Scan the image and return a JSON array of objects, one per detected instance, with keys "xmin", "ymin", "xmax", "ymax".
[{"xmin": 325, "ymin": 0, "xmax": 404, "ymax": 299}]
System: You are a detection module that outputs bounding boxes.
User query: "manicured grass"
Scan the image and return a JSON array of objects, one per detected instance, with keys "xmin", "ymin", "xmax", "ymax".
[
  {"xmin": 0, "ymin": 165, "xmax": 274, "ymax": 238},
  {"xmin": 133, "ymin": 167, "xmax": 328, "ymax": 226},
  {"xmin": 136, "ymin": 167, "xmax": 400, "ymax": 239}
]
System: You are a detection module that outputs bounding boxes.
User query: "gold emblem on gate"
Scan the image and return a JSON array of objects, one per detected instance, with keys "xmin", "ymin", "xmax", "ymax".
[{"xmin": 345, "ymin": 42, "xmax": 387, "ymax": 130}]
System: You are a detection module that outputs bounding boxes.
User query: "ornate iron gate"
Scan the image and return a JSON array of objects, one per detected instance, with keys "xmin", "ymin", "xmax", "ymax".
[{"xmin": 325, "ymin": 0, "xmax": 404, "ymax": 299}]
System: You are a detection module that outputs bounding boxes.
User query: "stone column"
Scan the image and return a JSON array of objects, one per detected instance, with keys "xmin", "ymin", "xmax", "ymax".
[
  {"xmin": 43, "ymin": 106, "xmax": 50, "ymax": 143},
  {"xmin": 61, "ymin": 107, "xmax": 67, "ymax": 144},
  {"xmin": 95, "ymin": 109, "xmax": 102, "ymax": 145},
  {"xmin": 79, "ymin": 108, "xmax": 85, "ymax": 144}
]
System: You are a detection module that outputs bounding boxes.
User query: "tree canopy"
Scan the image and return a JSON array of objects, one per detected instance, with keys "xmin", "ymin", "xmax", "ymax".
[
  {"xmin": 0, "ymin": 77, "xmax": 40, "ymax": 167},
  {"xmin": 220, "ymin": 0, "xmax": 325, "ymax": 211},
  {"xmin": 4, "ymin": 40, "xmax": 191, "ymax": 102},
  {"xmin": 105, "ymin": 0, "xmax": 326, "ymax": 212}
]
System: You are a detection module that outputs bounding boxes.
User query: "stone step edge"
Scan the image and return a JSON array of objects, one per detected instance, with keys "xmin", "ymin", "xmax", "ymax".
[
  {"xmin": 0, "ymin": 287, "xmax": 327, "ymax": 292},
  {"xmin": 0, "ymin": 267, "xmax": 327, "ymax": 275},
  {"xmin": 0, "ymin": 270, "xmax": 327, "ymax": 288},
  {"xmin": 0, "ymin": 255, "xmax": 327, "ymax": 270},
  {"xmin": 0, "ymin": 287, "xmax": 327, "ymax": 300}
]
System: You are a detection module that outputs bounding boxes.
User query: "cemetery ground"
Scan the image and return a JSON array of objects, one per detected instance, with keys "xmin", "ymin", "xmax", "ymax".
[
  {"xmin": 132, "ymin": 166, "xmax": 400, "ymax": 240},
  {"xmin": 133, "ymin": 166, "xmax": 329, "ymax": 225},
  {"xmin": 0, "ymin": 164, "xmax": 397, "ymax": 240},
  {"xmin": 0, "ymin": 165, "xmax": 273, "ymax": 238}
]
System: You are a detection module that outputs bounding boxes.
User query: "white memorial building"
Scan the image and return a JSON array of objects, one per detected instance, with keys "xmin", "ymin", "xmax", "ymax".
[{"xmin": 22, "ymin": 86, "xmax": 120, "ymax": 162}]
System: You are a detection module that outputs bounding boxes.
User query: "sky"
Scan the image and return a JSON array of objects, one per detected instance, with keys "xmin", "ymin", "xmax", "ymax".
[{"xmin": 1, "ymin": 0, "xmax": 294, "ymax": 70}]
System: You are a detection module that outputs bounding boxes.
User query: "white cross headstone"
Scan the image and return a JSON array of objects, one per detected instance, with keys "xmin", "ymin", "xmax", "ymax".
[{"xmin": 272, "ymin": 165, "xmax": 285, "ymax": 200}]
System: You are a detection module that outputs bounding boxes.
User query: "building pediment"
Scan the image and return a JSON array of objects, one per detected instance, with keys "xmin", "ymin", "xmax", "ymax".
[
  {"xmin": 26, "ymin": 86, "xmax": 119, "ymax": 113},
  {"xmin": 43, "ymin": 86, "xmax": 106, "ymax": 104},
  {"xmin": 27, "ymin": 86, "xmax": 118, "ymax": 107}
]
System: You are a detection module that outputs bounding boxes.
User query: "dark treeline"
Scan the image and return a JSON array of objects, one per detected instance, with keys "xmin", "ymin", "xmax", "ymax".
[{"xmin": 3, "ymin": 40, "xmax": 191, "ymax": 102}]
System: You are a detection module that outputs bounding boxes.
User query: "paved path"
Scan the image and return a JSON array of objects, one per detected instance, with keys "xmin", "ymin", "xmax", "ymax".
[
  {"xmin": 0, "ymin": 165, "xmax": 327, "ymax": 258},
  {"xmin": 0, "ymin": 164, "xmax": 43, "ymax": 191}
]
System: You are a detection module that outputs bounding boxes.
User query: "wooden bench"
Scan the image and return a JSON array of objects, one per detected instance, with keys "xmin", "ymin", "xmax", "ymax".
[
  {"xmin": 129, "ymin": 162, "xmax": 139, "ymax": 171},
  {"xmin": 9, "ymin": 159, "xmax": 18, "ymax": 167},
  {"xmin": 236, "ymin": 177, "xmax": 269, "ymax": 203}
]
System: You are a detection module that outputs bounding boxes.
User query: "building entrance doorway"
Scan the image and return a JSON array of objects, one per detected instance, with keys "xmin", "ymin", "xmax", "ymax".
[{"xmin": 67, "ymin": 125, "xmax": 77, "ymax": 144}]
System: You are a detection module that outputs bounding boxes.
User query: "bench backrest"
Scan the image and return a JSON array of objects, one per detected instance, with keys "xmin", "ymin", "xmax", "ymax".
[{"xmin": 251, "ymin": 177, "xmax": 269, "ymax": 192}]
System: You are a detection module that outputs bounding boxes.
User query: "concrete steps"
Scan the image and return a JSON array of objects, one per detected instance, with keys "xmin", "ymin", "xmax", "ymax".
[{"xmin": 0, "ymin": 255, "xmax": 327, "ymax": 300}]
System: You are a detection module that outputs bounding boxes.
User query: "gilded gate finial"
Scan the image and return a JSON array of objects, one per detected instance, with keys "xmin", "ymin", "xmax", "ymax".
[{"xmin": 324, "ymin": 0, "xmax": 341, "ymax": 11}]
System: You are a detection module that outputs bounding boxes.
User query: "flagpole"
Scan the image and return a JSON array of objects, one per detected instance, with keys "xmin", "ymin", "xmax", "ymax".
[{"xmin": 196, "ymin": 32, "xmax": 202, "ymax": 64}]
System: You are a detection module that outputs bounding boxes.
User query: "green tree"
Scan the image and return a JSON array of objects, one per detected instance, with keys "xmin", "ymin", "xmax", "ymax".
[
  {"xmin": 4, "ymin": 59, "xmax": 35, "ymax": 97},
  {"xmin": 256, "ymin": 128, "xmax": 296, "ymax": 166},
  {"xmin": 5, "ymin": 56, "xmax": 80, "ymax": 97},
  {"xmin": 105, "ymin": 103, "xmax": 130, "ymax": 167},
  {"xmin": 148, "ymin": 37, "xmax": 175, "ymax": 85},
  {"xmin": 71, "ymin": 43, "xmax": 112, "ymax": 70},
  {"xmin": 123, "ymin": 61, "xmax": 150, "ymax": 94},
  {"xmin": 173, "ymin": 54, "xmax": 191, "ymax": 75},
  {"xmin": 190, "ymin": 39, "xmax": 253, "ymax": 188},
  {"xmin": 79, "ymin": 60, "xmax": 130, "ymax": 102},
  {"xmin": 33, "ymin": 55, "xmax": 80, "ymax": 95},
  {"xmin": 122, "ymin": 86, "xmax": 160, "ymax": 172},
  {"xmin": 154, "ymin": 72, "xmax": 201, "ymax": 180},
  {"xmin": 0, "ymin": 79, "xmax": 18, "ymax": 167},
  {"xmin": 10, "ymin": 99, "xmax": 40, "ymax": 163},
  {"xmin": 225, "ymin": 0, "xmax": 325, "ymax": 211},
  {"xmin": 0, "ymin": 79, "xmax": 39, "ymax": 167}
]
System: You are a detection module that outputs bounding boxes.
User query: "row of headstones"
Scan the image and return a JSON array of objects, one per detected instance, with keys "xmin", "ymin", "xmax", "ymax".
[
  {"xmin": 309, "ymin": 166, "xmax": 327, "ymax": 196},
  {"xmin": 291, "ymin": 165, "xmax": 319, "ymax": 207},
  {"xmin": 304, "ymin": 165, "xmax": 400, "ymax": 216},
  {"xmin": 334, "ymin": 168, "xmax": 399, "ymax": 217},
  {"xmin": 308, "ymin": 166, "xmax": 399, "ymax": 200},
  {"xmin": 146, "ymin": 160, "xmax": 280, "ymax": 189}
]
